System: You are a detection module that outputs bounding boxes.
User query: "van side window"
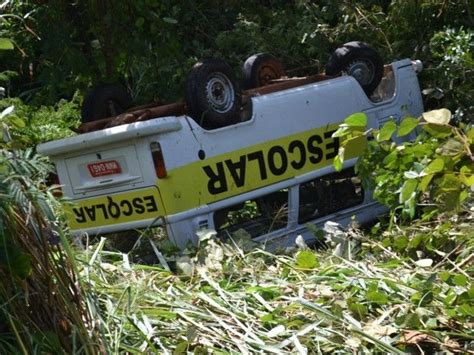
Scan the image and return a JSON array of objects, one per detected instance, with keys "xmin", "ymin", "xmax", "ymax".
[
  {"xmin": 298, "ymin": 168, "xmax": 364, "ymax": 224},
  {"xmin": 214, "ymin": 189, "xmax": 288, "ymax": 239}
]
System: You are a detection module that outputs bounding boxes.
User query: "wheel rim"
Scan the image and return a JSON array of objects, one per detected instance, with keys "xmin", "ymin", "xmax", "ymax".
[
  {"xmin": 205, "ymin": 73, "xmax": 235, "ymax": 114},
  {"xmin": 258, "ymin": 64, "xmax": 281, "ymax": 86},
  {"xmin": 344, "ymin": 59, "xmax": 374, "ymax": 86}
]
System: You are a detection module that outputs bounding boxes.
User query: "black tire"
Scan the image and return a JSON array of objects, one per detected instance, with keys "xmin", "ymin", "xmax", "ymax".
[
  {"xmin": 242, "ymin": 53, "xmax": 286, "ymax": 89},
  {"xmin": 186, "ymin": 59, "xmax": 241, "ymax": 129},
  {"xmin": 81, "ymin": 84, "xmax": 132, "ymax": 123},
  {"xmin": 325, "ymin": 41, "xmax": 383, "ymax": 96}
]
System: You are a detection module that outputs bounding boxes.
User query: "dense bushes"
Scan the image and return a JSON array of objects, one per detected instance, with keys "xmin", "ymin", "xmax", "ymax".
[{"xmin": 1, "ymin": 1, "xmax": 472, "ymax": 117}]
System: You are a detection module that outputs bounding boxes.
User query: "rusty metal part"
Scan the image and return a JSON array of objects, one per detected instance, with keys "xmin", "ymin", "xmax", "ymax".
[
  {"xmin": 76, "ymin": 74, "xmax": 331, "ymax": 134},
  {"xmin": 77, "ymin": 102, "xmax": 186, "ymax": 133},
  {"xmin": 244, "ymin": 74, "xmax": 331, "ymax": 96}
]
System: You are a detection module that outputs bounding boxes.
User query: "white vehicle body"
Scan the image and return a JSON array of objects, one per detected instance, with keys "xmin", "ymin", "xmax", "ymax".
[{"xmin": 38, "ymin": 59, "xmax": 423, "ymax": 248}]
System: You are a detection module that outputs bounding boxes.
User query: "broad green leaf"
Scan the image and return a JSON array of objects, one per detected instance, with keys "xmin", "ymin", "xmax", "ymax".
[
  {"xmin": 458, "ymin": 303, "xmax": 474, "ymax": 317},
  {"xmin": 423, "ymin": 123, "xmax": 452, "ymax": 138},
  {"xmin": 397, "ymin": 116, "xmax": 419, "ymax": 136},
  {"xmin": 295, "ymin": 250, "xmax": 319, "ymax": 269},
  {"xmin": 343, "ymin": 112, "xmax": 367, "ymax": 127},
  {"xmin": 377, "ymin": 120, "xmax": 397, "ymax": 141},
  {"xmin": 332, "ymin": 126, "xmax": 350, "ymax": 138},
  {"xmin": 366, "ymin": 291, "xmax": 389, "ymax": 304},
  {"xmin": 333, "ymin": 147, "xmax": 344, "ymax": 172},
  {"xmin": 438, "ymin": 174, "xmax": 462, "ymax": 190},
  {"xmin": 439, "ymin": 271, "xmax": 451, "ymax": 282},
  {"xmin": 419, "ymin": 174, "xmax": 434, "ymax": 192},
  {"xmin": 0, "ymin": 38, "xmax": 14, "ymax": 50},
  {"xmin": 460, "ymin": 165, "xmax": 474, "ymax": 186},
  {"xmin": 382, "ymin": 150, "xmax": 398, "ymax": 166},
  {"xmin": 423, "ymin": 158, "xmax": 444, "ymax": 174},
  {"xmin": 452, "ymin": 274, "xmax": 467, "ymax": 286},
  {"xmin": 439, "ymin": 138, "xmax": 463, "ymax": 156},
  {"xmin": 422, "ymin": 108, "xmax": 451, "ymax": 125},
  {"xmin": 400, "ymin": 179, "xmax": 418, "ymax": 203}
]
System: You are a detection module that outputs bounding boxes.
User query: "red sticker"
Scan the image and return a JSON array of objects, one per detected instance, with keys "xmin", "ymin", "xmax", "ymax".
[{"xmin": 87, "ymin": 160, "xmax": 122, "ymax": 177}]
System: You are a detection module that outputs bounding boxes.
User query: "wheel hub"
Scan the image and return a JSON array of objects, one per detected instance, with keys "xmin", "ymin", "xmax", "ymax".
[
  {"xmin": 206, "ymin": 73, "xmax": 235, "ymax": 113},
  {"xmin": 345, "ymin": 59, "xmax": 374, "ymax": 86}
]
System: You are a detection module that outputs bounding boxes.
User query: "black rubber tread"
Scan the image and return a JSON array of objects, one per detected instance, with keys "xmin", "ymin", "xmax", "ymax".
[
  {"xmin": 81, "ymin": 84, "xmax": 132, "ymax": 123},
  {"xmin": 186, "ymin": 59, "xmax": 241, "ymax": 129},
  {"xmin": 242, "ymin": 53, "xmax": 286, "ymax": 89},
  {"xmin": 325, "ymin": 41, "xmax": 384, "ymax": 96}
]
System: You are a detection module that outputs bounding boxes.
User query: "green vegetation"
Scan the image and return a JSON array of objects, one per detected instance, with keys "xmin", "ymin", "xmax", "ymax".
[{"xmin": 0, "ymin": 0, "xmax": 472, "ymax": 353}]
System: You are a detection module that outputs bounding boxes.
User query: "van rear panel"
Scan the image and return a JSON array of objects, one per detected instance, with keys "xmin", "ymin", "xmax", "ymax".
[{"xmin": 65, "ymin": 186, "xmax": 162, "ymax": 232}]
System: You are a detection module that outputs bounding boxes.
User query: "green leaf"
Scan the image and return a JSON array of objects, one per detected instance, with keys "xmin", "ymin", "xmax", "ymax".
[
  {"xmin": 348, "ymin": 301, "xmax": 367, "ymax": 320},
  {"xmin": 439, "ymin": 271, "xmax": 451, "ymax": 282},
  {"xmin": 163, "ymin": 17, "xmax": 178, "ymax": 24},
  {"xmin": 397, "ymin": 116, "xmax": 419, "ymax": 136},
  {"xmin": 377, "ymin": 120, "xmax": 397, "ymax": 141},
  {"xmin": 343, "ymin": 112, "xmax": 367, "ymax": 127},
  {"xmin": 332, "ymin": 126, "xmax": 350, "ymax": 138},
  {"xmin": 8, "ymin": 116, "xmax": 25, "ymax": 128},
  {"xmin": 419, "ymin": 174, "xmax": 434, "ymax": 192},
  {"xmin": 400, "ymin": 179, "xmax": 418, "ymax": 203},
  {"xmin": 174, "ymin": 341, "xmax": 188, "ymax": 354},
  {"xmin": 452, "ymin": 274, "xmax": 467, "ymax": 287},
  {"xmin": 247, "ymin": 286, "xmax": 281, "ymax": 300},
  {"xmin": 423, "ymin": 158, "xmax": 444, "ymax": 174},
  {"xmin": 0, "ymin": 38, "xmax": 14, "ymax": 50},
  {"xmin": 422, "ymin": 108, "xmax": 451, "ymax": 125},
  {"xmin": 423, "ymin": 123, "xmax": 452, "ymax": 138},
  {"xmin": 333, "ymin": 147, "xmax": 344, "ymax": 172},
  {"xmin": 468, "ymin": 285, "xmax": 474, "ymax": 299},
  {"xmin": 393, "ymin": 236, "xmax": 408, "ymax": 250},
  {"xmin": 295, "ymin": 250, "xmax": 319, "ymax": 269},
  {"xmin": 439, "ymin": 138, "xmax": 463, "ymax": 156},
  {"xmin": 467, "ymin": 128, "xmax": 474, "ymax": 143},
  {"xmin": 366, "ymin": 291, "xmax": 389, "ymax": 304},
  {"xmin": 460, "ymin": 165, "xmax": 474, "ymax": 186}
]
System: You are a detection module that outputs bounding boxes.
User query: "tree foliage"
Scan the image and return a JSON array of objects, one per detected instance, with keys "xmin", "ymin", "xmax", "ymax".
[{"xmin": 0, "ymin": 0, "xmax": 472, "ymax": 118}]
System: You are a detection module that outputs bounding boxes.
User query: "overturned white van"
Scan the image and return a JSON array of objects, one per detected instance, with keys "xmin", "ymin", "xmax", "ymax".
[{"xmin": 38, "ymin": 42, "xmax": 423, "ymax": 248}]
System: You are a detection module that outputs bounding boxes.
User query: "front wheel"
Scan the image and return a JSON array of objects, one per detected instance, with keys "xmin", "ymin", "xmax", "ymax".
[
  {"xmin": 325, "ymin": 41, "xmax": 383, "ymax": 96},
  {"xmin": 186, "ymin": 59, "xmax": 241, "ymax": 129}
]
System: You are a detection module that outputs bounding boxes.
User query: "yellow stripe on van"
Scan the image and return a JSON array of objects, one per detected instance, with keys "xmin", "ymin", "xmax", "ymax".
[
  {"xmin": 65, "ymin": 187, "xmax": 161, "ymax": 230},
  {"xmin": 159, "ymin": 124, "xmax": 366, "ymax": 215}
]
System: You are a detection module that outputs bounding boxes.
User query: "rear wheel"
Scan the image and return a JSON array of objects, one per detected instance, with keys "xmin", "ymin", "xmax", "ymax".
[
  {"xmin": 81, "ymin": 84, "xmax": 132, "ymax": 123},
  {"xmin": 186, "ymin": 59, "xmax": 241, "ymax": 129},
  {"xmin": 325, "ymin": 41, "xmax": 383, "ymax": 96},
  {"xmin": 243, "ymin": 53, "xmax": 285, "ymax": 89}
]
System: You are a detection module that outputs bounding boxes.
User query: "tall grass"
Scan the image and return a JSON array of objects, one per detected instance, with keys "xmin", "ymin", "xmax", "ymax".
[{"xmin": 0, "ymin": 149, "xmax": 103, "ymax": 354}]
